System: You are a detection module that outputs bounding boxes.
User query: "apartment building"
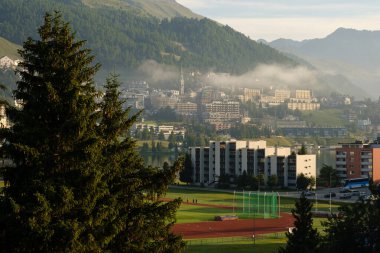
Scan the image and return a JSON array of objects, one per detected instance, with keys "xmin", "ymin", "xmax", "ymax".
[
  {"xmin": 202, "ymin": 100, "xmax": 240, "ymax": 123},
  {"xmin": 243, "ymin": 88, "xmax": 261, "ymax": 102},
  {"xmin": 190, "ymin": 140, "xmax": 316, "ymax": 188},
  {"xmin": 275, "ymin": 89, "xmax": 291, "ymax": 101},
  {"xmin": 335, "ymin": 139, "xmax": 380, "ymax": 183},
  {"xmin": 287, "ymin": 100, "xmax": 320, "ymax": 111},
  {"xmin": 295, "ymin": 89, "xmax": 312, "ymax": 99},
  {"xmin": 175, "ymin": 102, "xmax": 198, "ymax": 116}
]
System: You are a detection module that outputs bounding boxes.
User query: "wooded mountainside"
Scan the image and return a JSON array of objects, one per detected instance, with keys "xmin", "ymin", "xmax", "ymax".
[{"xmin": 0, "ymin": 0, "xmax": 295, "ymax": 75}]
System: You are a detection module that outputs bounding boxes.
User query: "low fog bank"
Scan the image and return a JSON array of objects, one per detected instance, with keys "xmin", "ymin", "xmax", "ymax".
[
  {"xmin": 203, "ymin": 64, "xmax": 319, "ymax": 91},
  {"xmin": 114, "ymin": 60, "xmax": 367, "ymax": 98}
]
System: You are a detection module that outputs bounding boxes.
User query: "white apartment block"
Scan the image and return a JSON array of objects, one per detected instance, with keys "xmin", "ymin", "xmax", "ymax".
[
  {"xmin": 190, "ymin": 140, "xmax": 316, "ymax": 189},
  {"xmin": 274, "ymin": 89, "xmax": 291, "ymax": 101},
  {"xmin": 202, "ymin": 100, "xmax": 240, "ymax": 123},
  {"xmin": 295, "ymin": 90, "xmax": 312, "ymax": 99},
  {"xmin": 243, "ymin": 88, "xmax": 261, "ymax": 102},
  {"xmin": 287, "ymin": 101, "xmax": 320, "ymax": 111}
]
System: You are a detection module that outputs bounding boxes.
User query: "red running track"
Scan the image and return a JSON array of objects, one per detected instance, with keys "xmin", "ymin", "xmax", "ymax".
[{"xmin": 173, "ymin": 213, "xmax": 294, "ymax": 239}]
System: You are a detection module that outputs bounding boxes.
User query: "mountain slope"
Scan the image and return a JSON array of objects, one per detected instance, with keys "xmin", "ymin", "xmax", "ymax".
[
  {"xmin": 270, "ymin": 28, "xmax": 380, "ymax": 98},
  {"xmin": 0, "ymin": 0, "xmax": 295, "ymax": 76},
  {"xmin": 81, "ymin": 0, "xmax": 202, "ymax": 19},
  {"xmin": 0, "ymin": 36, "xmax": 20, "ymax": 60}
]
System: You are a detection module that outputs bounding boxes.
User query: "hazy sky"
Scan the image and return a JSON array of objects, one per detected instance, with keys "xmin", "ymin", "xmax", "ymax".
[{"xmin": 176, "ymin": 0, "xmax": 380, "ymax": 41}]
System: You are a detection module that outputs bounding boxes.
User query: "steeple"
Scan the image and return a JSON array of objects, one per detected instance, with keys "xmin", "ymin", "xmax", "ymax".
[{"xmin": 179, "ymin": 66, "xmax": 185, "ymax": 96}]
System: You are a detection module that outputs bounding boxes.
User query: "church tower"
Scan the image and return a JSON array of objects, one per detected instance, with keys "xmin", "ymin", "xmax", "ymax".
[{"xmin": 179, "ymin": 66, "xmax": 185, "ymax": 96}]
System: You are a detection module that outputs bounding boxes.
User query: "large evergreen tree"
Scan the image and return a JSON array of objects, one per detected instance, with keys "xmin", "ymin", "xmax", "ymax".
[
  {"xmin": 0, "ymin": 13, "xmax": 184, "ymax": 253},
  {"xmin": 279, "ymin": 193, "xmax": 320, "ymax": 253},
  {"xmin": 98, "ymin": 74, "xmax": 185, "ymax": 252}
]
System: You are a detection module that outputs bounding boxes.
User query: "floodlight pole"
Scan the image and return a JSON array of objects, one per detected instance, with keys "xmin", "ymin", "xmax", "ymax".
[
  {"xmin": 264, "ymin": 192, "xmax": 267, "ymax": 217},
  {"xmin": 248, "ymin": 191, "xmax": 251, "ymax": 216},
  {"xmin": 315, "ymin": 193, "xmax": 318, "ymax": 212},
  {"xmin": 243, "ymin": 189, "xmax": 245, "ymax": 213},
  {"xmin": 233, "ymin": 190, "xmax": 235, "ymax": 215},
  {"xmin": 277, "ymin": 192, "xmax": 281, "ymax": 218},
  {"xmin": 315, "ymin": 178, "xmax": 318, "ymax": 212},
  {"xmin": 329, "ymin": 192, "xmax": 332, "ymax": 213}
]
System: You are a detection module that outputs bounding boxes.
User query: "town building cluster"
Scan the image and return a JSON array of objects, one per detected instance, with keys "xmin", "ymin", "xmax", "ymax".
[{"xmin": 123, "ymin": 68, "xmax": 328, "ymax": 133}]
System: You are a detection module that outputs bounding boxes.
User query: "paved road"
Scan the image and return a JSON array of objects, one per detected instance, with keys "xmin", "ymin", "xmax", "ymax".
[
  {"xmin": 170, "ymin": 185, "xmax": 371, "ymax": 204},
  {"xmin": 279, "ymin": 187, "xmax": 371, "ymax": 203}
]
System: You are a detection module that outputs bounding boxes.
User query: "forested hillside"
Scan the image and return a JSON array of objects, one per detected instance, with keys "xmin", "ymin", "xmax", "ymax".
[
  {"xmin": 81, "ymin": 0, "xmax": 202, "ymax": 19},
  {"xmin": 0, "ymin": 36, "xmax": 20, "ymax": 60},
  {"xmin": 0, "ymin": 0, "xmax": 295, "ymax": 75}
]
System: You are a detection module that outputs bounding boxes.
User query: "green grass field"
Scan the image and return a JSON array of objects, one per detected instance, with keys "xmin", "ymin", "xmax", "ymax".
[
  {"xmin": 184, "ymin": 235, "xmax": 286, "ymax": 253},
  {"xmin": 168, "ymin": 187, "xmax": 341, "ymax": 223},
  {"xmin": 301, "ymin": 109, "xmax": 345, "ymax": 127}
]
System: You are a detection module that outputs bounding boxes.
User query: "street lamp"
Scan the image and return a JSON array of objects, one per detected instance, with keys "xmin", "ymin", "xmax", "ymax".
[{"xmin": 329, "ymin": 192, "xmax": 332, "ymax": 213}]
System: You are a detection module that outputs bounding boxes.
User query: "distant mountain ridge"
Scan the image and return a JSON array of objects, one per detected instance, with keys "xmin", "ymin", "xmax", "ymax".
[
  {"xmin": 81, "ymin": 0, "xmax": 202, "ymax": 19},
  {"xmin": 269, "ymin": 28, "xmax": 380, "ymax": 98}
]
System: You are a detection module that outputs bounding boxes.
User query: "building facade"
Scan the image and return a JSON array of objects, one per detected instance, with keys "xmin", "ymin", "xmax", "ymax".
[
  {"xmin": 190, "ymin": 140, "xmax": 316, "ymax": 188},
  {"xmin": 335, "ymin": 139, "xmax": 380, "ymax": 183}
]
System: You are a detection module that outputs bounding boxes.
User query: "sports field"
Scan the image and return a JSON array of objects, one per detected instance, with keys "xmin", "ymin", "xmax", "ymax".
[
  {"xmin": 166, "ymin": 187, "xmax": 334, "ymax": 253},
  {"xmin": 167, "ymin": 187, "xmax": 341, "ymax": 224}
]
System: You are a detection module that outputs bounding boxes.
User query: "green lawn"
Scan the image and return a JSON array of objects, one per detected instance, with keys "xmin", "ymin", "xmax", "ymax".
[
  {"xmin": 265, "ymin": 136, "xmax": 294, "ymax": 147},
  {"xmin": 184, "ymin": 235, "xmax": 286, "ymax": 253},
  {"xmin": 301, "ymin": 109, "xmax": 345, "ymax": 127}
]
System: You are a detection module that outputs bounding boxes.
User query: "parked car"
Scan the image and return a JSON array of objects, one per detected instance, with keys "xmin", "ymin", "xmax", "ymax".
[
  {"xmin": 339, "ymin": 188, "xmax": 351, "ymax": 193},
  {"xmin": 351, "ymin": 190, "xmax": 360, "ymax": 196},
  {"xmin": 303, "ymin": 191, "xmax": 316, "ymax": 196},
  {"xmin": 324, "ymin": 192, "xmax": 336, "ymax": 198},
  {"xmin": 339, "ymin": 193, "xmax": 352, "ymax": 199}
]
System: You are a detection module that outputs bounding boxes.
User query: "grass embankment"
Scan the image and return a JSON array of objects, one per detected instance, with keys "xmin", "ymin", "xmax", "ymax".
[
  {"xmin": 301, "ymin": 109, "xmax": 345, "ymax": 127},
  {"xmin": 184, "ymin": 235, "xmax": 286, "ymax": 253},
  {"xmin": 265, "ymin": 136, "xmax": 294, "ymax": 147}
]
